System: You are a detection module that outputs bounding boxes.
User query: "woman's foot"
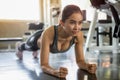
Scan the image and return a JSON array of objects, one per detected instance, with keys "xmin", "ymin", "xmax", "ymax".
[
  {"xmin": 15, "ymin": 42, "xmax": 23, "ymax": 60},
  {"xmin": 16, "ymin": 51, "xmax": 23, "ymax": 60},
  {"xmin": 32, "ymin": 51, "xmax": 38, "ymax": 59}
]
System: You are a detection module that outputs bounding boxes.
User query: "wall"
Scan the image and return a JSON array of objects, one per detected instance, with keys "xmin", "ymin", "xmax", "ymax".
[
  {"xmin": 0, "ymin": 20, "xmax": 29, "ymax": 37},
  {"xmin": 0, "ymin": 20, "xmax": 33, "ymax": 49}
]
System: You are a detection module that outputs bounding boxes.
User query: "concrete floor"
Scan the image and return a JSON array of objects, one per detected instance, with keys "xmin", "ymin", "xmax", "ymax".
[{"xmin": 0, "ymin": 46, "xmax": 120, "ymax": 80}]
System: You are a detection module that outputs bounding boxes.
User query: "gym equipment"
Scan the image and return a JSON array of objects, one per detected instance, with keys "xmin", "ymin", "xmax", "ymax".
[{"xmin": 84, "ymin": 0, "xmax": 120, "ymax": 54}]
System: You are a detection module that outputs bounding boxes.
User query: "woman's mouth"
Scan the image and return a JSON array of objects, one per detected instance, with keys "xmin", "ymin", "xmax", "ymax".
[{"xmin": 72, "ymin": 31, "xmax": 78, "ymax": 34}]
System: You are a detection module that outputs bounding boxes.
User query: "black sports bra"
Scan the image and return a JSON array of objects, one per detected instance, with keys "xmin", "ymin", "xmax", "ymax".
[{"xmin": 50, "ymin": 25, "xmax": 75, "ymax": 53}]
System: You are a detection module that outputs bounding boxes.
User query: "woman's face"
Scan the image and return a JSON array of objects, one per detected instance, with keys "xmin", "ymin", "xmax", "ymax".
[{"xmin": 61, "ymin": 12, "xmax": 83, "ymax": 36}]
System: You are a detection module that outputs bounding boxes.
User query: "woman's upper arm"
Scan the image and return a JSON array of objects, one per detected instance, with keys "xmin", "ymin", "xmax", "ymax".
[{"xmin": 40, "ymin": 29, "xmax": 53, "ymax": 67}]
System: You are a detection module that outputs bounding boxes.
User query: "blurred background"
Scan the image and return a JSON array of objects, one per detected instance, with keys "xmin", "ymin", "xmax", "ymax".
[{"xmin": 0, "ymin": 0, "xmax": 112, "ymax": 49}]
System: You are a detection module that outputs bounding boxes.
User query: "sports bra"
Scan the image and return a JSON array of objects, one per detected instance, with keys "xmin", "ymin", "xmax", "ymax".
[{"xmin": 50, "ymin": 25, "xmax": 75, "ymax": 53}]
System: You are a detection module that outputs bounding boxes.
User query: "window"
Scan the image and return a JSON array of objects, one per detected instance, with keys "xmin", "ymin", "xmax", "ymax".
[
  {"xmin": 0, "ymin": 0, "xmax": 40, "ymax": 20},
  {"xmin": 61, "ymin": 0, "xmax": 90, "ymax": 10}
]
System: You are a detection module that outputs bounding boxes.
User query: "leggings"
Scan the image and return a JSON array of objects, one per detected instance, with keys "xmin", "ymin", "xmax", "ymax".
[{"xmin": 18, "ymin": 30, "xmax": 43, "ymax": 51}]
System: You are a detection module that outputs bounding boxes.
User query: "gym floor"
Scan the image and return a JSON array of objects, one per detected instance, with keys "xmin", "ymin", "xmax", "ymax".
[{"xmin": 0, "ymin": 46, "xmax": 120, "ymax": 80}]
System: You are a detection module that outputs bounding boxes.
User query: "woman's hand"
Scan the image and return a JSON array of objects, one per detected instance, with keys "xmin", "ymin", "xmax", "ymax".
[
  {"xmin": 54, "ymin": 67, "xmax": 68, "ymax": 78},
  {"xmin": 86, "ymin": 64, "xmax": 97, "ymax": 74},
  {"xmin": 41, "ymin": 65, "xmax": 68, "ymax": 78}
]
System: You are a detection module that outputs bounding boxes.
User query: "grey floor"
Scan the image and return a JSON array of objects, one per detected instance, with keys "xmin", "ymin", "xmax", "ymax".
[{"xmin": 0, "ymin": 46, "xmax": 120, "ymax": 80}]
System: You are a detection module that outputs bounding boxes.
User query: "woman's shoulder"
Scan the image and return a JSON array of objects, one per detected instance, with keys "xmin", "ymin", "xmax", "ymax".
[
  {"xmin": 42, "ymin": 26, "xmax": 54, "ymax": 34},
  {"xmin": 45, "ymin": 25, "xmax": 54, "ymax": 31},
  {"xmin": 41, "ymin": 25, "xmax": 55, "ymax": 40},
  {"xmin": 43, "ymin": 24, "xmax": 59, "ymax": 35}
]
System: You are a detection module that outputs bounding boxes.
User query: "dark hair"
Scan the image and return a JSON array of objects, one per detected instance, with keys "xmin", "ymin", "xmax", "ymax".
[
  {"xmin": 61, "ymin": 5, "xmax": 82, "ymax": 22},
  {"xmin": 90, "ymin": 0, "xmax": 106, "ymax": 9}
]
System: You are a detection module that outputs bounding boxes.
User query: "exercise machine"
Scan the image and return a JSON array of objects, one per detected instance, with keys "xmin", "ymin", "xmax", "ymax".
[{"xmin": 84, "ymin": 0, "xmax": 120, "ymax": 54}]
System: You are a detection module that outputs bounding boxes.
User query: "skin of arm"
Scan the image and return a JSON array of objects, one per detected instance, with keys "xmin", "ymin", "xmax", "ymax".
[
  {"xmin": 40, "ymin": 26, "xmax": 68, "ymax": 78},
  {"xmin": 75, "ymin": 32, "xmax": 97, "ymax": 74}
]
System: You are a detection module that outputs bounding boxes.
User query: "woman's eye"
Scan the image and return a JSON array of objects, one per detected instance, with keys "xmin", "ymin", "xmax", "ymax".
[
  {"xmin": 70, "ymin": 21, "xmax": 75, "ymax": 24},
  {"xmin": 78, "ymin": 21, "xmax": 83, "ymax": 25}
]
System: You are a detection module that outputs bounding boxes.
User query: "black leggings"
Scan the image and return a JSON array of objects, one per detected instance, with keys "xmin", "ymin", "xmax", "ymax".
[{"xmin": 18, "ymin": 30, "xmax": 43, "ymax": 51}]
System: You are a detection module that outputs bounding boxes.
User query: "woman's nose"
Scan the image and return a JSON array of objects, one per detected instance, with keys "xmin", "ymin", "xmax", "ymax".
[{"xmin": 74, "ymin": 24, "xmax": 80, "ymax": 30}]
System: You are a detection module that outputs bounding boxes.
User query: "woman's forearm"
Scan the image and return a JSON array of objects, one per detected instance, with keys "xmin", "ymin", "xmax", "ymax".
[
  {"xmin": 41, "ymin": 65, "xmax": 68, "ymax": 78},
  {"xmin": 41, "ymin": 65, "xmax": 58, "ymax": 76},
  {"xmin": 77, "ymin": 61, "xmax": 88, "ymax": 70},
  {"xmin": 77, "ymin": 61, "xmax": 97, "ymax": 74}
]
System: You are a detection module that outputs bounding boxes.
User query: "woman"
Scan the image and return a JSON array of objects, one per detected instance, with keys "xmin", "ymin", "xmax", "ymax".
[
  {"xmin": 16, "ymin": 4, "xmax": 97, "ymax": 78},
  {"xmin": 40, "ymin": 5, "xmax": 97, "ymax": 78}
]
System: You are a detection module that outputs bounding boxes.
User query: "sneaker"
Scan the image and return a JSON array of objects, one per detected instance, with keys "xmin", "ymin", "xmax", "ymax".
[
  {"xmin": 32, "ymin": 51, "xmax": 38, "ymax": 59},
  {"xmin": 15, "ymin": 42, "xmax": 23, "ymax": 60}
]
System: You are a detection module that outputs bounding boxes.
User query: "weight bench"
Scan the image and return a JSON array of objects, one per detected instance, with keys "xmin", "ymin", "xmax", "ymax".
[{"xmin": 0, "ymin": 37, "xmax": 23, "ymax": 51}]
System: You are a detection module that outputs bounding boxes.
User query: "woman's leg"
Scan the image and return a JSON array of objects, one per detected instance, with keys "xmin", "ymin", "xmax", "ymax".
[
  {"xmin": 16, "ymin": 30, "xmax": 43, "ymax": 59},
  {"xmin": 16, "ymin": 42, "xmax": 39, "ymax": 59},
  {"xmin": 16, "ymin": 41, "xmax": 33, "ymax": 59},
  {"xmin": 27, "ymin": 30, "xmax": 42, "ymax": 59},
  {"xmin": 32, "ymin": 38, "xmax": 42, "ymax": 59},
  {"xmin": 16, "ymin": 42, "xmax": 24, "ymax": 59}
]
